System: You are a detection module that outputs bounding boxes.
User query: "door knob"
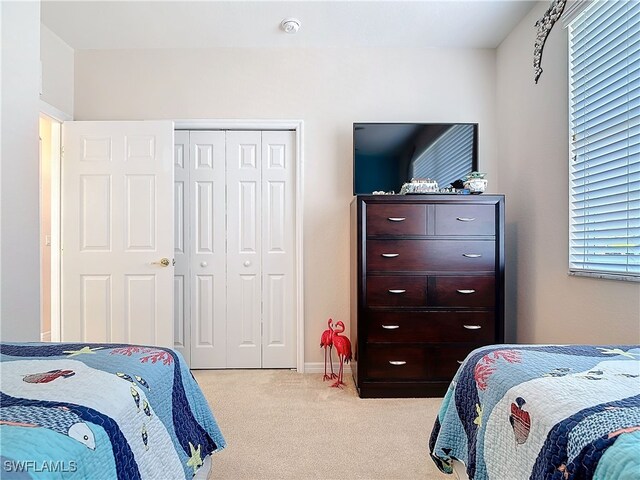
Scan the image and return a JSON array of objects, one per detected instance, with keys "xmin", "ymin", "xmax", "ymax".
[
  {"xmin": 243, "ymin": 261, "xmax": 251, "ymax": 267},
  {"xmin": 200, "ymin": 261, "xmax": 208, "ymax": 267},
  {"xmin": 151, "ymin": 258, "xmax": 170, "ymax": 267}
]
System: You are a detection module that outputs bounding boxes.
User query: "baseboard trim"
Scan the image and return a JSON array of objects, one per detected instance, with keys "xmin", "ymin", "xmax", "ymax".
[{"xmin": 304, "ymin": 361, "xmax": 352, "ymax": 374}]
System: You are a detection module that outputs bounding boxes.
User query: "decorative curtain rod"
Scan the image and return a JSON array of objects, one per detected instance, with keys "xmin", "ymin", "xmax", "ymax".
[{"xmin": 534, "ymin": 0, "xmax": 568, "ymax": 84}]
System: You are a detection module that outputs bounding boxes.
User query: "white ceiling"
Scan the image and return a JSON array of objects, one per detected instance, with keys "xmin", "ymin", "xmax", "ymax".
[{"xmin": 41, "ymin": 0, "xmax": 538, "ymax": 50}]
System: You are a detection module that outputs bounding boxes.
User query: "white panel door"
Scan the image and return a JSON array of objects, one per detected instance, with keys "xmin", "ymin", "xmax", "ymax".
[
  {"xmin": 261, "ymin": 131, "xmax": 296, "ymax": 368},
  {"xmin": 62, "ymin": 121, "xmax": 174, "ymax": 347},
  {"xmin": 173, "ymin": 131, "xmax": 190, "ymax": 360},
  {"xmin": 226, "ymin": 131, "xmax": 262, "ymax": 368},
  {"xmin": 189, "ymin": 131, "xmax": 227, "ymax": 369}
]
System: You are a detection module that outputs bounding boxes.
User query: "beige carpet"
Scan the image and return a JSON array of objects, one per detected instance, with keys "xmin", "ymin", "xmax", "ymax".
[{"xmin": 193, "ymin": 369, "xmax": 449, "ymax": 480}]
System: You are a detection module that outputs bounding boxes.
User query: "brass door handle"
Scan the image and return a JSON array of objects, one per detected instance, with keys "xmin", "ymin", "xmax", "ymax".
[{"xmin": 152, "ymin": 258, "xmax": 170, "ymax": 267}]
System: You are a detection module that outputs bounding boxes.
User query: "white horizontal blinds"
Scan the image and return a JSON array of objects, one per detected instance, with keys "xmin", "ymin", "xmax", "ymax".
[
  {"xmin": 411, "ymin": 124, "xmax": 474, "ymax": 187},
  {"xmin": 569, "ymin": 0, "xmax": 640, "ymax": 279}
]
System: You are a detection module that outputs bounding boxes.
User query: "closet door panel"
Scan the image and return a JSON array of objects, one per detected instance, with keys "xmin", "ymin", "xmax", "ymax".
[
  {"xmin": 226, "ymin": 131, "xmax": 262, "ymax": 368},
  {"xmin": 173, "ymin": 131, "xmax": 189, "ymax": 361},
  {"xmin": 189, "ymin": 131, "xmax": 226, "ymax": 368},
  {"xmin": 261, "ymin": 131, "xmax": 296, "ymax": 368}
]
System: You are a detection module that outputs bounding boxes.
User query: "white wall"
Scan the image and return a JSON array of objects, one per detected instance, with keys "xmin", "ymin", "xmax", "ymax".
[
  {"xmin": 5, "ymin": 2, "xmax": 635, "ymax": 354},
  {"xmin": 40, "ymin": 24, "xmax": 74, "ymax": 116},
  {"xmin": 0, "ymin": 1, "xmax": 42, "ymax": 341},
  {"xmin": 74, "ymin": 47, "xmax": 498, "ymax": 363},
  {"xmin": 496, "ymin": 2, "xmax": 640, "ymax": 343}
]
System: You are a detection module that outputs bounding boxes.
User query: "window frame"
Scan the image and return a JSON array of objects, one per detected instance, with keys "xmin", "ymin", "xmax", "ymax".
[{"xmin": 566, "ymin": 0, "xmax": 639, "ymax": 283}]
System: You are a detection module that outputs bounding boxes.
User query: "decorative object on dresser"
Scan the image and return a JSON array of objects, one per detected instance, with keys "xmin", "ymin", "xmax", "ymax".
[
  {"xmin": 399, "ymin": 178, "xmax": 439, "ymax": 195},
  {"xmin": 462, "ymin": 172, "xmax": 488, "ymax": 194},
  {"xmin": 350, "ymin": 195, "xmax": 505, "ymax": 398}
]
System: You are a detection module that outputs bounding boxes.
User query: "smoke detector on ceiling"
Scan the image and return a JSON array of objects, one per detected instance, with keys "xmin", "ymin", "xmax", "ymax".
[{"xmin": 280, "ymin": 18, "xmax": 301, "ymax": 34}]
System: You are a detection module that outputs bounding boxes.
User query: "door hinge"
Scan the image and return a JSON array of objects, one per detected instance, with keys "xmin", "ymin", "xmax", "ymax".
[{"xmin": 60, "ymin": 146, "xmax": 65, "ymax": 158}]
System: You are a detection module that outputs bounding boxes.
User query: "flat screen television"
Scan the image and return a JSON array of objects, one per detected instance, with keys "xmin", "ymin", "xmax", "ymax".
[{"xmin": 353, "ymin": 123, "xmax": 478, "ymax": 195}]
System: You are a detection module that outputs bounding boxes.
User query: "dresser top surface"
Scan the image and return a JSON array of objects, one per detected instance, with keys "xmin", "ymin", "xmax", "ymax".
[{"xmin": 352, "ymin": 194, "xmax": 504, "ymax": 206}]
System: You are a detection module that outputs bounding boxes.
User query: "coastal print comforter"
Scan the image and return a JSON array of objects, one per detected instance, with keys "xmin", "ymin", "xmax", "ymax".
[
  {"xmin": 0, "ymin": 343, "xmax": 225, "ymax": 479},
  {"xmin": 429, "ymin": 345, "xmax": 640, "ymax": 480}
]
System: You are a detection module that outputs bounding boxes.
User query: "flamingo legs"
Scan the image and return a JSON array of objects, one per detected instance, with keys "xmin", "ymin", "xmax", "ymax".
[
  {"xmin": 331, "ymin": 355, "xmax": 346, "ymax": 388},
  {"xmin": 323, "ymin": 345, "xmax": 337, "ymax": 381},
  {"xmin": 329, "ymin": 320, "xmax": 351, "ymax": 388}
]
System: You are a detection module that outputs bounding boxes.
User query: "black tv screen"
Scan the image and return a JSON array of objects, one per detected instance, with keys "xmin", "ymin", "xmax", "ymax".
[{"xmin": 353, "ymin": 123, "xmax": 478, "ymax": 195}]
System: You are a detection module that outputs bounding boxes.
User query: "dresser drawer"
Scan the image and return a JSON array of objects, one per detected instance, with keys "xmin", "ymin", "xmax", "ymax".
[
  {"xmin": 364, "ymin": 344, "xmax": 481, "ymax": 381},
  {"xmin": 366, "ymin": 276, "xmax": 427, "ymax": 307},
  {"xmin": 365, "ymin": 345, "xmax": 429, "ymax": 380},
  {"xmin": 429, "ymin": 276, "xmax": 495, "ymax": 307},
  {"xmin": 366, "ymin": 240, "xmax": 495, "ymax": 272},
  {"xmin": 430, "ymin": 346, "xmax": 480, "ymax": 380},
  {"xmin": 435, "ymin": 204, "xmax": 495, "ymax": 235},
  {"xmin": 366, "ymin": 311, "xmax": 495, "ymax": 343},
  {"xmin": 366, "ymin": 204, "xmax": 427, "ymax": 235}
]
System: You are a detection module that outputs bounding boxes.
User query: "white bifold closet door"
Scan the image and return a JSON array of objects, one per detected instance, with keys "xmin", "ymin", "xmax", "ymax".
[
  {"xmin": 174, "ymin": 130, "xmax": 296, "ymax": 369},
  {"xmin": 189, "ymin": 131, "xmax": 227, "ymax": 368},
  {"xmin": 173, "ymin": 131, "xmax": 190, "ymax": 360}
]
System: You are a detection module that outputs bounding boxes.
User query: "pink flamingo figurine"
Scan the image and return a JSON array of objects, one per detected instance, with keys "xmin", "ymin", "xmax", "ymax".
[
  {"xmin": 330, "ymin": 320, "xmax": 352, "ymax": 388},
  {"xmin": 320, "ymin": 318, "xmax": 337, "ymax": 381}
]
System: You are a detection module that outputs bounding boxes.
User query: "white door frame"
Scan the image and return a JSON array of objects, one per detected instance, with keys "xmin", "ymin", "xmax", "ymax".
[
  {"xmin": 175, "ymin": 119, "xmax": 305, "ymax": 373},
  {"xmin": 40, "ymin": 100, "xmax": 72, "ymax": 343}
]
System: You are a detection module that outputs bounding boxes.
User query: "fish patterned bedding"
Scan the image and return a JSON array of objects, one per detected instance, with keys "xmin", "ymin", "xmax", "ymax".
[
  {"xmin": 429, "ymin": 345, "xmax": 640, "ymax": 480},
  {"xmin": 0, "ymin": 343, "xmax": 225, "ymax": 479}
]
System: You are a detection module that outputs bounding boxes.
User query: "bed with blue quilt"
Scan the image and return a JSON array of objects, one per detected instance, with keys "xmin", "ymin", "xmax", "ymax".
[
  {"xmin": 0, "ymin": 343, "xmax": 225, "ymax": 479},
  {"xmin": 429, "ymin": 344, "xmax": 640, "ymax": 480}
]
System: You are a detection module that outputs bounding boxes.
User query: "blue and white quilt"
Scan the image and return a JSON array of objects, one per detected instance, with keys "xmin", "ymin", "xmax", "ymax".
[
  {"xmin": 0, "ymin": 343, "xmax": 225, "ymax": 479},
  {"xmin": 429, "ymin": 345, "xmax": 640, "ymax": 480}
]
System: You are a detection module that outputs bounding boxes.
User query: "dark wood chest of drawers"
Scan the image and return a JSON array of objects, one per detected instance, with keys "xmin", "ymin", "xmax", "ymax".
[{"xmin": 350, "ymin": 195, "xmax": 505, "ymax": 398}]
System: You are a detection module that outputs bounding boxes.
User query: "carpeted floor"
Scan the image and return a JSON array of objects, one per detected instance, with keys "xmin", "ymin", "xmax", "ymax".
[{"xmin": 193, "ymin": 369, "xmax": 448, "ymax": 480}]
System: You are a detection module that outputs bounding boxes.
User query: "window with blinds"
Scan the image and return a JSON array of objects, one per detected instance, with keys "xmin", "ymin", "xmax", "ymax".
[
  {"xmin": 568, "ymin": 0, "xmax": 639, "ymax": 281},
  {"xmin": 411, "ymin": 124, "xmax": 475, "ymax": 187}
]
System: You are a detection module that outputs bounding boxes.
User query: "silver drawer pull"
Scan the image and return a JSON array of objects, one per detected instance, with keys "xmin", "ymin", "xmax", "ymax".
[
  {"xmin": 456, "ymin": 217, "xmax": 476, "ymax": 222},
  {"xmin": 462, "ymin": 253, "xmax": 482, "ymax": 258},
  {"xmin": 457, "ymin": 360, "xmax": 464, "ymax": 365},
  {"xmin": 388, "ymin": 217, "xmax": 406, "ymax": 222},
  {"xmin": 389, "ymin": 361, "xmax": 407, "ymax": 366},
  {"xmin": 381, "ymin": 253, "xmax": 399, "ymax": 258},
  {"xmin": 457, "ymin": 289, "xmax": 476, "ymax": 294},
  {"xmin": 381, "ymin": 325, "xmax": 400, "ymax": 330},
  {"xmin": 388, "ymin": 289, "xmax": 406, "ymax": 294},
  {"xmin": 463, "ymin": 324, "xmax": 482, "ymax": 330}
]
